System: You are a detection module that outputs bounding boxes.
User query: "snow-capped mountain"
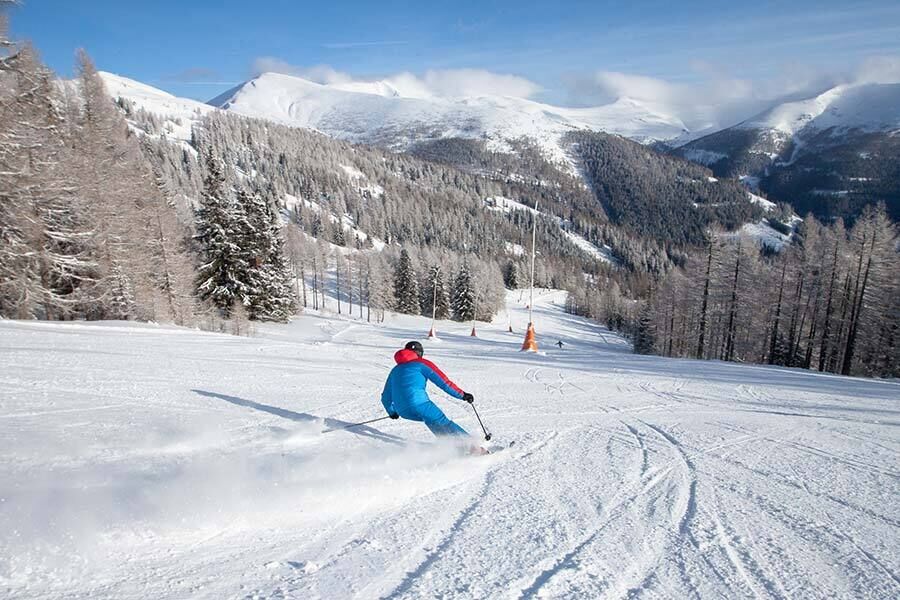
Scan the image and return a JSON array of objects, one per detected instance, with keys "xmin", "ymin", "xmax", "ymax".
[
  {"xmin": 100, "ymin": 72, "xmax": 214, "ymax": 142},
  {"xmin": 739, "ymin": 83, "xmax": 900, "ymax": 137},
  {"xmin": 207, "ymin": 72, "xmax": 690, "ymax": 164},
  {"xmin": 678, "ymin": 83, "xmax": 900, "ymax": 175},
  {"xmin": 676, "ymin": 82, "xmax": 900, "ymax": 221}
]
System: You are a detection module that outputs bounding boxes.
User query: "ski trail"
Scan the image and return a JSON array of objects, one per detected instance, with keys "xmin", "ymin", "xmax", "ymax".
[{"xmin": 380, "ymin": 470, "xmax": 496, "ymax": 599}]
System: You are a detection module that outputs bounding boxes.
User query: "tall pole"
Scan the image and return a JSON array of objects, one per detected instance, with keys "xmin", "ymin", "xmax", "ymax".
[
  {"xmin": 529, "ymin": 205, "xmax": 537, "ymax": 323},
  {"xmin": 522, "ymin": 203, "xmax": 539, "ymax": 352},
  {"xmin": 428, "ymin": 267, "xmax": 438, "ymax": 338},
  {"xmin": 471, "ymin": 292, "xmax": 478, "ymax": 337}
]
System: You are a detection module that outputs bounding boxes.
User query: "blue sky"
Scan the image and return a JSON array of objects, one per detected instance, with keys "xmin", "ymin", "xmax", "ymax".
[{"xmin": 7, "ymin": 0, "xmax": 900, "ymax": 107}]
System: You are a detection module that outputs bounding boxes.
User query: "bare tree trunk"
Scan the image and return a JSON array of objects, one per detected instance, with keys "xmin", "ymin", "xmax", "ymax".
[
  {"xmin": 842, "ymin": 231, "xmax": 875, "ymax": 375},
  {"xmin": 830, "ymin": 275, "xmax": 852, "ymax": 372},
  {"xmin": 348, "ymin": 256, "xmax": 353, "ymax": 317},
  {"xmin": 818, "ymin": 244, "xmax": 840, "ymax": 371},
  {"xmin": 786, "ymin": 269, "xmax": 805, "ymax": 366},
  {"xmin": 696, "ymin": 237, "xmax": 714, "ymax": 359},
  {"xmin": 768, "ymin": 262, "xmax": 787, "ymax": 365},
  {"xmin": 724, "ymin": 242, "xmax": 742, "ymax": 362},
  {"xmin": 155, "ymin": 212, "xmax": 178, "ymax": 324},
  {"xmin": 312, "ymin": 256, "xmax": 319, "ymax": 311},
  {"xmin": 299, "ymin": 260, "xmax": 307, "ymax": 308},
  {"xmin": 336, "ymin": 254, "xmax": 342, "ymax": 315}
]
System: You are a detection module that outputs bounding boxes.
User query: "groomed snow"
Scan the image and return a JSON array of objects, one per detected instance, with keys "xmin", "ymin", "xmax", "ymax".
[{"xmin": 2, "ymin": 291, "xmax": 898, "ymax": 599}]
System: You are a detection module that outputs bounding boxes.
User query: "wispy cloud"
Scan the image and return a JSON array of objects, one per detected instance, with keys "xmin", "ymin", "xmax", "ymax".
[
  {"xmin": 322, "ymin": 40, "xmax": 408, "ymax": 49},
  {"xmin": 251, "ymin": 57, "xmax": 541, "ymax": 99},
  {"xmin": 564, "ymin": 55, "xmax": 900, "ymax": 131}
]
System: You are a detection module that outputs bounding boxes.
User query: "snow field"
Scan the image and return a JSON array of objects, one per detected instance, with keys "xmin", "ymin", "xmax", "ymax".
[{"xmin": 1, "ymin": 290, "xmax": 898, "ymax": 599}]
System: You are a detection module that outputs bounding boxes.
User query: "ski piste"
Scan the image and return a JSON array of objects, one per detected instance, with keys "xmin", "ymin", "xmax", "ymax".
[{"xmin": 2, "ymin": 289, "xmax": 898, "ymax": 599}]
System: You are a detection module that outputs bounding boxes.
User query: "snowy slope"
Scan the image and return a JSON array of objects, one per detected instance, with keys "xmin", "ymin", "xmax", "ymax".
[
  {"xmin": 484, "ymin": 196, "xmax": 618, "ymax": 265},
  {"xmin": 208, "ymin": 72, "xmax": 689, "ymax": 164},
  {"xmin": 2, "ymin": 292, "xmax": 899, "ymax": 599},
  {"xmin": 100, "ymin": 72, "xmax": 214, "ymax": 142},
  {"xmin": 739, "ymin": 82, "xmax": 900, "ymax": 136},
  {"xmin": 679, "ymin": 82, "xmax": 900, "ymax": 175}
]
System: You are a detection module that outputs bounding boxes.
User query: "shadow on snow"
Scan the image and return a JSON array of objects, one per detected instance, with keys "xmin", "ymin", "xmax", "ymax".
[{"xmin": 191, "ymin": 389, "xmax": 406, "ymax": 445}]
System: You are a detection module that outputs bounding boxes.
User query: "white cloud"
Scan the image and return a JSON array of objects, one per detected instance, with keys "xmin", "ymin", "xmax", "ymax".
[
  {"xmin": 566, "ymin": 56, "xmax": 900, "ymax": 132},
  {"xmin": 252, "ymin": 58, "xmax": 353, "ymax": 85},
  {"xmin": 418, "ymin": 69, "xmax": 541, "ymax": 99},
  {"xmin": 853, "ymin": 55, "xmax": 900, "ymax": 84},
  {"xmin": 250, "ymin": 57, "xmax": 541, "ymax": 100}
]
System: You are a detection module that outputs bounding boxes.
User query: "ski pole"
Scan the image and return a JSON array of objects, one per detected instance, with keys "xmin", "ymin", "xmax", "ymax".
[
  {"xmin": 470, "ymin": 404, "xmax": 492, "ymax": 441},
  {"xmin": 322, "ymin": 415, "xmax": 391, "ymax": 434}
]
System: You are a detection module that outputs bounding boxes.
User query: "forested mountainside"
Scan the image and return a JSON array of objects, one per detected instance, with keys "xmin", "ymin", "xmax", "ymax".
[
  {"xmin": 566, "ymin": 131, "xmax": 764, "ymax": 247},
  {"xmin": 763, "ymin": 130, "xmax": 900, "ymax": 222},
  {"xmin": 676, "ymin": 83, "xmax": 900, "ymax": 223}
]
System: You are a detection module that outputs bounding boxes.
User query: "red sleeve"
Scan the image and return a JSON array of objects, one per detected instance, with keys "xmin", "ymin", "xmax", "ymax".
[{"xmin": 416, "ymin": 358, "xmax": 464, "ymax": 396}]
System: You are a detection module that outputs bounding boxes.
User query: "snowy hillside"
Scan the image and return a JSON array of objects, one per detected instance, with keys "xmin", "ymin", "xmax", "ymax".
[
  {"xmin": 2, "ymin": 291, "xmax": 898, "ymax": 599},
  {"xmin": 100, "ymin": 72, "xmax": 214, "ymax": 142},
  {"xmin": 739, "ymin": 82, "xmax": 900, "ymax": 137},
  {"xmin": 675, "ymin": 82, "xmax": 900, "ymax": 221},
  {"xmin": 208, "ymin": 72, "xmax": 689, "ymax": 164},
  {"xmin": 679, "ymin": 82, "xmax": 900, "ymax": 170}
]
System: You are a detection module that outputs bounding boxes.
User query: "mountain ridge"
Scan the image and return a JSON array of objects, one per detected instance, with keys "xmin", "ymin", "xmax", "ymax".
[{"xmin": 205, "ymin": 71, "xmax": 692, "ymax": 165}]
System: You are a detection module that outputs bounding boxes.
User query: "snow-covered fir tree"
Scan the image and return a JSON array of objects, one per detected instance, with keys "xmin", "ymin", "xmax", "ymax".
[
  {"xmin": 451, "ymin": 262, "xmax": 476, "ymax": 322},
  {"xmin": 504, "ymin": 261, "xmax": 520, "ymax": 289},
  {"xmin": 239, "ymin": 186, "xmax": 296, "ymax": 322},
  {"xmin": 420, "ymin": 264, "xmax": 450, "ymax": 319},
  {"xmin": 393, "ymin": 248, "xmax": 419, "ymax": 314},
  {"xmin": 194, "ymin": 150, "xmax": 249, "ymax": 316}
]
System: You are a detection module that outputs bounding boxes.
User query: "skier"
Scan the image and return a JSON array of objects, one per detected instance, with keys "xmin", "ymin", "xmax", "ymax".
[
  {"xmin": 381, "ymin": 341, "xmax": 486, "ymax": 453},
  {"xmin": 556, "ymin": 340, "xmax": 564, "ymax": 349}
]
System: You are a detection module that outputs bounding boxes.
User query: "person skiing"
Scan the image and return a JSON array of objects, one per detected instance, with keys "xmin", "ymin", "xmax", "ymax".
[
  {"xmin": 556, "ymin": 340, "xmax": 564, "ymax": 349},
  {"xmin": 381, "ymin": 341, "xmax": 485, "ymax": 452}
]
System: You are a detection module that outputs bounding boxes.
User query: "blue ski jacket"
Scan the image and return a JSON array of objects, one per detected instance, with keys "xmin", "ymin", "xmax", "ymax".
[{"xmin": 381, "ymin": 348, "xmax": 465, "ymax": 417}]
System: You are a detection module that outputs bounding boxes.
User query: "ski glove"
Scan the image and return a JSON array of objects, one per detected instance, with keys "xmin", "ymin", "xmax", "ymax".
[
  {"xmin": 462, "ymin": 392, "xmax": 474, "ymax": 404},
  {"xmin": 389, "ymin": 412, "xmax": 400, "ymax": 419}
]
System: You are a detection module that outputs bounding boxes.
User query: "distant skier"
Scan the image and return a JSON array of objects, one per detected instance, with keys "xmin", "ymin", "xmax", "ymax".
[
  {"xmin": 556, "ymin": 340, "xmax": 564, "ymax": 349},
  {"xmin": 381, "ymin": 341, "xmax": 485, "ymax": 452}
]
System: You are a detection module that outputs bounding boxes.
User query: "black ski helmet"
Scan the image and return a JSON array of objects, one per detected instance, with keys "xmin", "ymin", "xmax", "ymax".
[{"xmin": 405, "ymin": 340, "xmax": 424, "ymax": 357}]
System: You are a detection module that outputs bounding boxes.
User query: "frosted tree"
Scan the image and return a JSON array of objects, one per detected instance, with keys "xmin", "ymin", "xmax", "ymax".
[
  {"xmin": 239, "ymin": 186, "xmax": 296, "ymax": 322},
  {"xmin": 367, "ymin": 253, "xmax": 393, "ymax": 322},
  {"xmin": 393, "ymin": 248, "xmax": 419, "ymax": 314},
  {"xmin": 451, "ymin": 262, "xmax": 476, "ymax": 322},
  {"xmin": 420, "ymin": 264, "xmax": 450, "ymax": 319},
  {"xmin": 0, "ymin": 46, "xmax": 101, "ymax": 319},
  {"xmin": 632, "ymin": 300, "xmax": 656, "ymax": 354},
  {"xmin": 195, "ymin": 150, "xmax": 248, "ymax": 316},
  {"xmin": 503, "ymin": 261, "xmax": 520, "ymax": 289}
]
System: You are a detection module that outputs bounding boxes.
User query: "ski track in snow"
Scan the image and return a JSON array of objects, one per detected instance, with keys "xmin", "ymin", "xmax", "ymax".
[{"xmin": 1, "ymin": 290, "xmax": 899, "ymax": 599}]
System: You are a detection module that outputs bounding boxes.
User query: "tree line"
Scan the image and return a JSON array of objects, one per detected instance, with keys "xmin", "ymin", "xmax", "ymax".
[
  {"xmin": 0, "ymin": 31, "xmax": 196, "ymax": 323},
  {"xmin": 568, "ymin": 207, "xmax": 899, "ymax": 378}
]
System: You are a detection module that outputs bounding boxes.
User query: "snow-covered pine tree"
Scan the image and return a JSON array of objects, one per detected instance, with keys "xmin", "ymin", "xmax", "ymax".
[
  {"xmin": 451, "ymin": 262, "xmax": 476, "ymax": 322},
  {"xmin": 194, "ymin": 150, "xmax": 248, "ymax": 316},
  {"xmin": 420, "ymin": 264, "xmax": 450, "ymax": 319},
  {"xmin": 632, "ymin": 301, "xmax": 656, "ymax": 354},
  {"xmin": 393, "ymin": 248, "xmax": 419, "ymax": 314},
  {"xmin": 504, "ymin": 261, "xmax": 520, "ymax": 289},
  {"xmin": 239, "ymin": 186, "xmax": 296, "ymax": 322}
]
